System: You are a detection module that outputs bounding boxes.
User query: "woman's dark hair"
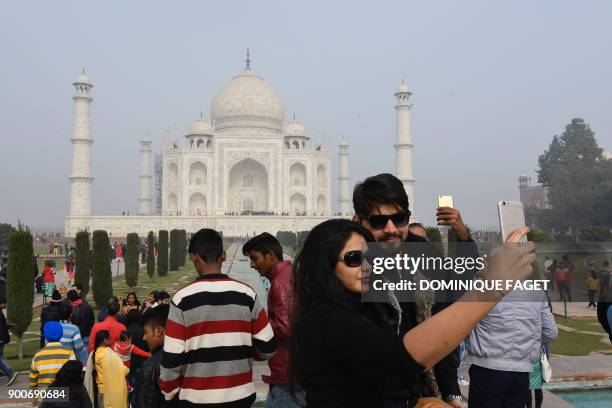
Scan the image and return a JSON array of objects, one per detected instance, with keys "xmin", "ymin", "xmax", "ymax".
[
  {"xmin": 91, "ymin": 330, "xmax": 110, "ymax": 408},
  {"xmin": 49, "ymin": 361, "xmax": 86, "ymax": 402},
  {"xmin": 94, "ymin": 330, "xmax": 110, "ymax": 349},
  {"xmin": 126, "ymin": 292, "xmax": 140, "ymax": 306},
  {"xmin": 289, "ymin": 219, "xmax": 374, "ymax": 391},
  {"xmin": 149, "ymin": 291, "xmax": 160, "ymax": 303}
]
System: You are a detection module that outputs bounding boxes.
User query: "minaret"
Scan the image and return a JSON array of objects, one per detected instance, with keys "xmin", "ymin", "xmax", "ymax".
[
  {"xmin": 138, "ymin": 135, "xmax": 153, "ymax": 215},
  {"xmin": 394, "ymin": 80, "xmax": 416, "ymax": 216},
  {"xmin": 338, "ymin": 138, "xmax": 351, "ymax": 215},
  {"xmin": 69, "ymin": 69, "xmax": 94, "ymax": 216}
]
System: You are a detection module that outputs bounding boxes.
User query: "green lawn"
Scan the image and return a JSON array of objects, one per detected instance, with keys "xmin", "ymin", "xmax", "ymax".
[
  {"xmin": 554, "ymin": 316, "xmax": 608, "ymax": 334},
  {"xmin": 550, "ymin": 329, "xmax": 611, "ymax": 356},
  {"xmin": 4, "ymin": 261, "xmax": 199, "ymax": 372},
  {"xmin": 550, "ymin": 316, "xmax": 612, "ymax": 356}
]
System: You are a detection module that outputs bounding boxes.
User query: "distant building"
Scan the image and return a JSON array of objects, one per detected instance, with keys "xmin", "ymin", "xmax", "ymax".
[
  {"xmin": 518, "ymin": 174, "xmax": 551, "ymax": 210},
  {"xmin": 604, "ymin": 151, "xmax": 612, "ymax": 160},
  {"xmin": 64, "ymin": 51, "xmax": 418, "ymax": 236}
]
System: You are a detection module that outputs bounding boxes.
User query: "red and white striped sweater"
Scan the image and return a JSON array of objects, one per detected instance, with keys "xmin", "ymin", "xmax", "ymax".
[{"xmin": 160, "ymin": 273, "xmax": 276, "ymax": 407}]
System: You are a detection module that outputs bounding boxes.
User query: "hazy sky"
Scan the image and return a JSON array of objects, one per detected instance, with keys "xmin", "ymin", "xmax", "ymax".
[{"xmin": 1, "ymin": 0, "xmax": 611, "ymax": 230}]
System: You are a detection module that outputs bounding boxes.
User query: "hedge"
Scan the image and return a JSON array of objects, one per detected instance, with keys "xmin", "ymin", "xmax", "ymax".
[
  {"xmin": 158, "ymin": 230, "xmax": 168, "ymax": 277},
  {"xmin": 92, "ymin": 230, "xmax": 113, "ymax": 308},
  {"xmin": 125, "ymin": 233, "xmax": 139, "ymax": 289},
  {"xmin": 179, "ymin": 229, "xmax": 187, "ymax": 266},
  {"xmin": 169, "ymin": 229, "xmax": 180, "ymax": 271},
  {"xmin": 146, "ymin": 231, "xmax": 156, "ymax": 279},
  {"xmin": 6, "ymin": 230, "xmax": 34, "ymax": 343},
  {"xmin": 74, "ymin": 231, "xmax": 90, "ymax": 295}
]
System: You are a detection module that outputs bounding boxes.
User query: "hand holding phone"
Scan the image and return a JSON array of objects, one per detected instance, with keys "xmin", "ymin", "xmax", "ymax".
[
  {"xmin": 436, "ymin": 195, "xmax": 470, "ymax": 240},
  {"xmin": 498, "ymin": 201, "xmax": 528, "ymax": 243}
]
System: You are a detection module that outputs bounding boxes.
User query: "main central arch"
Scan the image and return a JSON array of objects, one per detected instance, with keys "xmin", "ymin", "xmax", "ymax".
[{"xmin": 227, "ymin": 158, "xmax": 269, "ymax": 213}]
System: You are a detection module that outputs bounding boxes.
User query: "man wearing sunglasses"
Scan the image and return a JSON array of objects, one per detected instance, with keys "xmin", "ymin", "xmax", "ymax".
[{"xmin": 352, "ymin": 173, "xmax": 478, "ymax": 408}]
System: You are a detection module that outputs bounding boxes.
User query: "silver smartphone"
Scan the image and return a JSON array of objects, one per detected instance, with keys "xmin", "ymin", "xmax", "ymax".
[{"xmin": 498, "ymin": 201, "xmax": 527, "ymax": 242}]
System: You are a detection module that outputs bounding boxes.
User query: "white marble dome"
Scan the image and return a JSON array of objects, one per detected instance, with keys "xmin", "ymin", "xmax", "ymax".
[
  {"xmin": 211, "ymin": 68, "xmax": 285, "ymax": 132},
  {"xmin": 190, "ymin": 117, "xmax": 213, "ymax": 135},
  {"xmin": 285, "ymin": 120, "xmax": 306, "ymax": 137}
]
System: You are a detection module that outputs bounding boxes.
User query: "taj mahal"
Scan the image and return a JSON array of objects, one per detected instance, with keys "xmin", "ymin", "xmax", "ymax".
[{"xmin": 64, "ymin": 52, "xmax": 416, "ymax": 237}]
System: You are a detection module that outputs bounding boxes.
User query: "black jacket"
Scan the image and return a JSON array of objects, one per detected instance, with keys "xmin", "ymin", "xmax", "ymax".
[
  {"xmin": 0, "ymin": 310, "xmax": 10, "ymax": 344},
  {"xmin": 134, "ymin": 348, "xmax": 173, "ymax": 408},
  {"xmin": 298, "ymin": 302, "xmax": 423, "ymax": 408},
  {"xmin": 374, "ymin": 232, "xmax": 479, "ymax": 402},
  {"xmin": 70, "ymin": 300, "xmax": 95, "ymax": 338}
]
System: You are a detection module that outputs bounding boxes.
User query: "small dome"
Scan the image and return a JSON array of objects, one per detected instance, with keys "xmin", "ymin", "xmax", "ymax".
[
  {"xmin": 189, "ymin": 117, "xmax": 213, "ymax": 135},
  {"xmin": 75, "ymin": 69, "xmax": 91, "ymax": 85},
  {"xmin": 397, "ymin": 81, "xmax": 410, "ymax": 93},
  {"xmin": 285, "ymin": 120, "xmax": 306, "ymax": 137}
]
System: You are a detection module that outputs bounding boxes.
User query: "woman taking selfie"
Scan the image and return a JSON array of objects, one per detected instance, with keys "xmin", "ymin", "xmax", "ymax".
[{"xmin": 289, "ymin": 219, "xmax": 534, "ymax": 408}]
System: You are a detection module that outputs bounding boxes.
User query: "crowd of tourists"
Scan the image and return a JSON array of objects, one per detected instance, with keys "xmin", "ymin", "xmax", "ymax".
[{"xmin": 1, "ymin": 173, "xmax": 611, "ymax": 408}]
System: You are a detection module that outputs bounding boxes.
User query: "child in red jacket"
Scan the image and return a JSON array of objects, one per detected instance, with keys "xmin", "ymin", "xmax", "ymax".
[
  {"xmin": 113, "ymin": 331, "xmax": 151, "ymax": 368},
  {"xmin": 113, "ymin": 331, "xmax": 151, "ymax": 393}
]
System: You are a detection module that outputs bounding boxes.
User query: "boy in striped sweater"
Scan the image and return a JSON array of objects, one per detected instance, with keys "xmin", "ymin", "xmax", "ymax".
[
  {"xmin": 58, "ymin": 304, "xmax": 84, "ymax": 357},
  {"xmin": 30, "ymin": 321, "xmax": 76, "ymax": 389},
  {"xmin": 160, "ymin": 228, "xmax": 276, "ymax": 408}
]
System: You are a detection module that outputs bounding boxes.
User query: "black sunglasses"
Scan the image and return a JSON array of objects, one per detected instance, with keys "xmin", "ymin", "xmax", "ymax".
[
  {"xmin": 360, "ymin": 211, "xmax": 411, "ymax": 230},
  {"xmin": 337, "ymin": 250, "xmax": 372, "ymax": 268}
]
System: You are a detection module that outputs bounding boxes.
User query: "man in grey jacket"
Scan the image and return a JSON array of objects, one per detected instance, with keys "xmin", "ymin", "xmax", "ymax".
[{"xmin": 466, "ymin": 290, "xmax": 557, "ymax": 408}]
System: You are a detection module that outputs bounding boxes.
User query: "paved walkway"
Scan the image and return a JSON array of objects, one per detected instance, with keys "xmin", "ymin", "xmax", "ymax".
[
  {"xmin": 33, "ymin": 258, "xmax": 128, "ymax": 309},
  {"xmin": 552, "ymin": 301, "xmax": 598, "ymax": 319}
]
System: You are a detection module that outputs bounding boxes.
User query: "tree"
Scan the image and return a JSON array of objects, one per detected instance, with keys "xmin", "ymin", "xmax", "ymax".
[
  {"xmin": 91, "ymin": 230, "xmax": 112, "ymax": 308},
  {"xmin": 0, "ymin": 223, "xmax": 16, "ymax": 256},
  {"xmin": 179, "ymin": 230, "xmax": 187, "ymax": 266},
  {"xmin": 169, "ymin": 229, "xmax": 180, "ymax": 271},
  {"xmin": 536, "ymin": 118, "xmax": 612, "ymax": 230},
  {"xmin": 74, "ymin": 231, "xmax": 90, "ymax": 296},
  {"xmin": 577, "ymin": 226, "xmax": 612, "ymax": 242},
  {"xmin": 125, "ymin": 233, "xmax": 139, "ymax": 289},
  {"xmin": 6, "ymin": 229, "xmax": 34, "ymax": 359},
  {"xmin": 158, "ymin": 230, "xmax": 169, "ymax": 277},
  {"xmin": 146, "ymin": 231, "xmax": 156, "ymax": 279},
  {"xmin": 526, "ymin": 229, "xmax": 554, "ymax": 243}
]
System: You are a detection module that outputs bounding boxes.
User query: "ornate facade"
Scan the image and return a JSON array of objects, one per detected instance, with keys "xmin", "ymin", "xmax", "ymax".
[{"xmin": 161, "ymin": 60, "xmax": 332, "ymax": 217}]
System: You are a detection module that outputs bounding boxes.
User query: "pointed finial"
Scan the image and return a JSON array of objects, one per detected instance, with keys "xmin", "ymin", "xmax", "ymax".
[
  {"xmin": 82, "ymin": 67, "xmax": 85, "ymax": 75},
  {"xmin": 401, "ymin": 78, "xmax": 404, "ymax": 84},
  {"xmin": 246, "ymin": 49, "xmax": 251, "ymax": 69},
  {"xmin": 293, "ymin": 112, "xmax": 296, "ymax": 121},
  {"xmin": 200, "ymin": 110, "xmax": 203, "ymax": 118}
]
